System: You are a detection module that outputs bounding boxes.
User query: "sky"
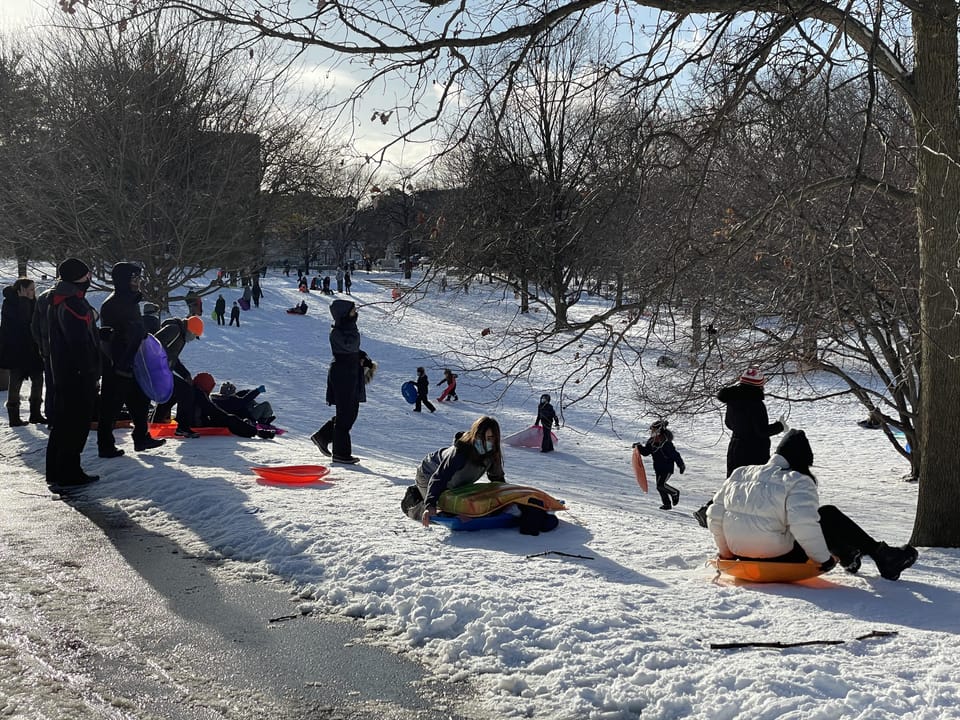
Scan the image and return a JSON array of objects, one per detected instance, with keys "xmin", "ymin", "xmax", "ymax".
[{"xmin": 1, "ymin": 261, "xmax": 958, "ymax": 719}]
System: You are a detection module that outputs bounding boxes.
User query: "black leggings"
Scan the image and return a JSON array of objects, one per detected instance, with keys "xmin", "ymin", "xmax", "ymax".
[{"xmin": 739, "ymin": 505, "xmax": 880, "ymax": 563}]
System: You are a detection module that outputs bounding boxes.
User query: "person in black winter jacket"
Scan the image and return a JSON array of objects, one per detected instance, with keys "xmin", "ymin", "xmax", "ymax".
[
  {"xmin": 96, "ymin": 262, "xmax": 165, "ymax": 457},
  {"xmin": 1, "ymin": 278, "xmax": 45, "ymax": 426},
  {"xmin": 717, "ymin": 366, "xmax": 786, "ymax": 475},
  {"xmin": 535, "ymin": 393, "xmax": 558, "ymax": 452},
  {"xmin": 413, "ymin": 367, "xmax": 435, "ymax": 413},
  {"xmin": 214, "ymin": 295, "xmax": 226, "ymax": 326},
  {"xmin": 635, "ymin": 420, "xmax": 685, "ymax": 510},
  {"xmin": 30, "ymin": 285, "xmax": 56, "ymax": 421},
  {"xmin": 310, "ymin": 299, "xmax": 375, "ymax": 464},
  {"xmin": 152, "ymin": 316, "xmax": 203, "ymax": 437},
  {"xmin": 693, "ymin": 366, "xmax": 786, "ymax": 527},
  {"xmin": 45, "ymin": 258, "xmax": 101, "ymax": 488},
  {"xmin": 211, "ymin": 381, "xmax": 274, "ymax": 425}
]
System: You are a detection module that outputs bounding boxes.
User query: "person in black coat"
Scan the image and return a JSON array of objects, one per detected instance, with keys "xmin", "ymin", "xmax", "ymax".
[
  {"xmin": 1, "ymin": 278, "xmax": 45, "ymax": 426},
  {"xmin": 229, "ymin": 302, "xmax": 241, "ymax": 327},
  {"xmin": 635, "ymin": 419, "xmax": 685, "ymax": 510},
  {"xmin": 96, "ymin": 262, "xmax": 165, "ymax": 458},
  {"xmin": 535, "ymin": 393, "xmax": 558, "ymax": 452},
  {"xmin": 693, "ymin": 366, "xmax": 786, "ymax": 527},
  {"xmin": 45, "ymin": 258, "xmax": 101, "ymax": 488},
  {"xmin": 717, "ymin": 366, "xmax": 785, "ymax": 475},
  {"xmin": 310, "ymin": 299, "xmax": 375, "ymax": 464},
  {"xmin": 30, "ymin": 284, "xmax": 56, "ymax": 422},
  {"xmin": 152, "ymin": 316, "xmax": 203, "ymax": 437},
  {"xmin": 413, "ymin": 367, "xmax": 435, "ymax": 413},
  {"xmin": 214, "ymin": 295, "xmax": 226, "ymax": 326}
]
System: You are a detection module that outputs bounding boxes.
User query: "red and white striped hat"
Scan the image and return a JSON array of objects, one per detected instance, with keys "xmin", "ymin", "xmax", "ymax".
[{"xmin": 740, "ymin": 366, "xmax": 766, "ymax": 386}]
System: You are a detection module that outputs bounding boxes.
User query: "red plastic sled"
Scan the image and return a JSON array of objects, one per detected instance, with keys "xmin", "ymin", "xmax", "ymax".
[
  {"xmin": 148, "ymin": 422, "xmax": 233, "ymax": 438},
  {"xmin": 251, "ymin": 465, "xmax": 330, "ymax": 484},
  {"xmin": 709, "ymin": 558, "xmax": 825, "ymax": 583},
  {"xmin": 631, "ymin": 446, "xmax": 649, "ymax": 493}
]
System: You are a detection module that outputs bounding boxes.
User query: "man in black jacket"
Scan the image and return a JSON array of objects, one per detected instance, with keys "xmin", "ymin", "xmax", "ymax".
[
  {"xmin": 1, "ymin": 278, "xmax": 45, "ymax": 426},
  {"xmin": 97, "ymin": 262, "xmax": 166, "ymax": 457},
  {"xmin": 152, "ymin": 315, "xmax": 203, "ymax": 437},
  {"xmin": 45, "ymin": 258, "xmax": 100, "ymax": 488}
]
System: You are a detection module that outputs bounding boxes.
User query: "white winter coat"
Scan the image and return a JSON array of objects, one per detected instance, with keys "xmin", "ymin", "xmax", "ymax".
[{"xmin": 706, "ymin": 455, "xmax": 832, "ymax": 563}]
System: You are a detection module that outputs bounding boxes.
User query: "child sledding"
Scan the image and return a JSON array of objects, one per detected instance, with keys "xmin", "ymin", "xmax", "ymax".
[{"xmin": 286, "ymin": 300, "xmax": 308, "ymax": 315}]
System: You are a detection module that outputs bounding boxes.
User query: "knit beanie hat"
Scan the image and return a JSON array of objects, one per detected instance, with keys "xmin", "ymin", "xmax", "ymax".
[
  {"xmin": 57, "ymin": 258, "xmax": 90, "ymax": 282},
  {"xmin": 740, "ymin": 366, "xmax": 766, "ymax": 386},
  {"xmin": 193, "ymin": 372, "xmax": 216, "ymax": 395},
  {"xmin": 776, "ymin": 429, "xmax": 814, "ymax": 474}
]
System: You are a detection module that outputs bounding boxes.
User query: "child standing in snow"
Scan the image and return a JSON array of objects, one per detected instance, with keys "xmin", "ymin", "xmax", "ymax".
[
  {"xmin": 229, "ymin": 301, "xmax": 241, "ymax": 327},
  {"xmin": 414, "ymin": 367, "xmax": 436, "ymax": 413},
  {"xmin": 634, "ymin": 419, "xmax": 685, "ymax": 510},
  {"xmin": 535, "ymin": 394, "xmax": 558, "ymax": 453},
  {"xmin": 436, "ymin": 368, "xmax": 458, "ymax": 402}
]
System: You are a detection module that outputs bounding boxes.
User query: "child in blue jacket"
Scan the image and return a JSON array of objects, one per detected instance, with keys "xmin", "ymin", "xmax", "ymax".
[{"xmin": 634, "ymin": 419, "xmax": 685, "ymax": 510}]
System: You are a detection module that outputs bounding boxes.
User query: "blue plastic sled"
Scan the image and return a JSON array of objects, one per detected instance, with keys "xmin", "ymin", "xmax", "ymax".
[
  {"xmin": 431, "ymin": 512, "xmax": 519, "ymax": 531},
  {"xmin": 401, "ymin": 381, "xmax": 418, "ymax": 404},
  {"xmin": 133, "ymin": 334, "xmax": 174, "ymax": 403}
]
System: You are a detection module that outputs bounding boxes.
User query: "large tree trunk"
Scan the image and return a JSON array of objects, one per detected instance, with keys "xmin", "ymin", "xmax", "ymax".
[{"xmin": 910, "ymin": 2, "xmax": 960, "ymax": 547}]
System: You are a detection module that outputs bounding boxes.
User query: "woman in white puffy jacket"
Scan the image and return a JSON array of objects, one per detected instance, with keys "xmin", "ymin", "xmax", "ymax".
[{"xmin": 707, "ymin": 429, "xmax": 919, "ymax": 581}]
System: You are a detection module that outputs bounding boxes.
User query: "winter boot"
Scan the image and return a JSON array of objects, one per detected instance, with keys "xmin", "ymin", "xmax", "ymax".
[
  {"xmin": 134, "ymin": 436, "xmax": 166, "ymax": 451},
  {"xmin": 7, "ymin": 407, "xmax": 27, "ymax": 427},
  {"xmin": 693, "ymin": 505, "xmax": 709, "ymax": 528},
  {"xmin": 311, "ymin": 419, "xmax": 335, "ymax": 457},
  {"xmin": 871, "ymin": 542, "xmax": 918, "ymax": 581},
  {"xmin": 28, "ymin": 402, "xmax": 47, "ymax": 424}
]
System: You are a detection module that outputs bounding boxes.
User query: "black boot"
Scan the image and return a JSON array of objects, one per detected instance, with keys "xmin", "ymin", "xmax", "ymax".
[
  {"xmin": 7, "ymin": 408, "xmax": 27, "ymax": 427},
  {"xmin": 871, "ymin": 542, "xmax": 918, "ymax": 581},
  {"xmin": 311, "ymin": 419, "xmax": 335, "ymax": 457},
  {"xmin": 28, "ymin": 401, "xmax": 47, "ymax": 424}
]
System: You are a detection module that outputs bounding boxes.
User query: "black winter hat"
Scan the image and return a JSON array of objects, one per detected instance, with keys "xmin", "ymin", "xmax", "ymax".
[
  {"xmin": 111, "ymin": 262, "xmax": 142, "ymax": 288},
  {"xmin": 57, "ymin": 258, "xmax": 90, "ymax": 282},
  {"xmin": 776, "ymin": 429, "xmax": 814, "ymax": 473}
]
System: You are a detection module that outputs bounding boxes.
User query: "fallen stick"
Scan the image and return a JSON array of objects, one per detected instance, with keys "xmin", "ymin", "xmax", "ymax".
[
  {"xmin": 710, "ymin": 629, "xmax": 897, "ymax": 650},
  {"xmin": 526, "ymin": 550, "xmax": 594, "ymax": 560}
]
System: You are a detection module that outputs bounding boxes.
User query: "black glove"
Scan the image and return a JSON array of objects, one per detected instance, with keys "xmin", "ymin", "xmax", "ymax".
[{"xmin": 819, "ymin": 557, "xmax": 837, "ymax": 573}]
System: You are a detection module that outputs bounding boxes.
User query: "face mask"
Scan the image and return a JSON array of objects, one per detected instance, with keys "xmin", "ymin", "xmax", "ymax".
[
  {"xmin": 75, "ymin": 279, "xmax": 91, "ymax": 293},
  {"xmin": 474, "ymin": 439, "xmax": 491, "ymax": 455}
]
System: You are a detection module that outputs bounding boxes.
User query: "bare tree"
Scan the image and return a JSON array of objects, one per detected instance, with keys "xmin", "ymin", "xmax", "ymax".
[{"xmin": 63, "ymin": 0, "xmax": 960, "ymax": 547}]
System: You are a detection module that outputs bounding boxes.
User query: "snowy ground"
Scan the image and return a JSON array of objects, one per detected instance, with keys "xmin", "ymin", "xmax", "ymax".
[{"xmin": 2, "ymin": 262, "xmax": 958, "ymax": 719}]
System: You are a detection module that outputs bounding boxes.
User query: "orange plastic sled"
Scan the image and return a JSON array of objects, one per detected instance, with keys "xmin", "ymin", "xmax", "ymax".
[
  {"xmin": 251, "ymin": 465, "xmax": 330, "ymax": 484},
  {"xmin": 631, "ymin": 446, "xmax": 649, "ymax": 493},
  {"xmin": 709, "ymin": 558, "xmax": 825, "ymax": 583},
  {"xmin": 148, "ymin": 422, "xmax": 233, "ymax": 438}
]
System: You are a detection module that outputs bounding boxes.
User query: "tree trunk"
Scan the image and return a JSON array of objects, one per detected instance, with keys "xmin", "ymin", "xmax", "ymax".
[
  {"xmin": 519, "ymin": 267, "xmax": 529, "ymax": 314},
  {"xmin": 910, "ymin": 2, "xmax": 960, "ymax": 547}
]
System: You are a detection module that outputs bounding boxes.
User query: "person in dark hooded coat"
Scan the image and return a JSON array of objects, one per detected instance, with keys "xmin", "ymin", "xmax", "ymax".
[
  {"xmin": 310, "ymin": 299, "xmax": 375, "ymax": 464},
  {"xmin": 534, "ymin": 393, "xmax": 558, "ymax": 452},
  {"xmin": 45, "ymin": 258, "xmax": 100, "ymax": 487},
  {"xmin": 1, "ymin": 278, "xmax": 45, "ymax": 426},
  {"xmin": 96, "ymin": 262, "xmax": 166, "ymax": 457}
]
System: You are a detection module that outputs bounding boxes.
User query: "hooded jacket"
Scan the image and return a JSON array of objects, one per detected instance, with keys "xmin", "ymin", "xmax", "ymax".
[
  {"xmin": 0, "ymin": 285, "xmax": 42, "ymax": 372},
  {"xmin": 99, "ymin": 262, "xmax": 147, "ymax": 373},
  {"xmin": 329, "ymin": 299, "xmax": 360, "ymax": 357},
  {"xmin": 155, "ymin": 318, "xmax": 191, "ymax": 380},
  {"xmin": 415, "ymin": 433, "xmax": 506, "ymax": 510},
  {"xmin": 706, "ymin": 449, "xmax": 831, "ymax": 564},
  {"xmin": 48, "ymin": 279, "xmax": 101, "ymax": 387}
]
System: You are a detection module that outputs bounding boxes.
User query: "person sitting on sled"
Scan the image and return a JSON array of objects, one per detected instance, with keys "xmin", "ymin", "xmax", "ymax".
[
  {"xmin": 401, "ymin": 415, "xmax": 558, "ymax": 535},
  {"xmin": 707, "ymin": 428, "xmax": 918, "ymax": 581},
  {"xmin": 634, "ymin": 419, "xmax": 685, "ymax": 510}
]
